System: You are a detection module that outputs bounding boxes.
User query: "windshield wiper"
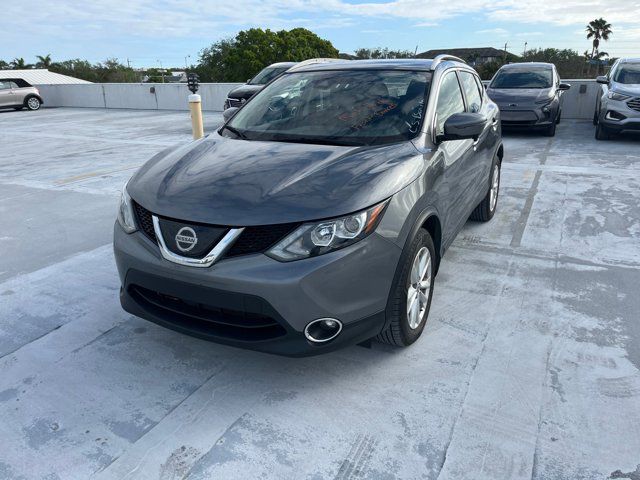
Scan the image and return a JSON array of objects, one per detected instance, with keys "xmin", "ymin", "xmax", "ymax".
[{"xmin": 221, "ymin": 125, "xmax": 248, "ymax": 139}]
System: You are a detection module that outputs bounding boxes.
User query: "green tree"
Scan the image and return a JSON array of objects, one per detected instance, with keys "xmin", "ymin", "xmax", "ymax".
[
  {"xmin": 354, "ymin": 48, "xmax": 414, "ymax": 59},
  {"xmin": 522, "ymin": 48, "xmax": 585, "ymax": 78},
  {"xmin": 36, "ymin": 54, "xmax": 52, "ymax": 68},
  {"xmin": 0, "ymin": 59, "xmax": 9, "ymax": 69},
  {"xmin": 196, "ymin": 28, "xmax": 338, "ymax": 82}
]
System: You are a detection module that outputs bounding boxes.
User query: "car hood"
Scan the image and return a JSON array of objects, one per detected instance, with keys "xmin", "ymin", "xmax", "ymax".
[
  {"xmin": 227, "ymin": 84, "xmax": 263, "ymax": 100},
  {"xmin": 487, "ymin": 87, "xmax": 554, "ymax": 105},
  {"xmin": 128, "ymin": 133, "xmax": 424, "ymax": 226},
  {"xmin": 612, "ymin": 82, "xmax": 640, "ymax": 96}
]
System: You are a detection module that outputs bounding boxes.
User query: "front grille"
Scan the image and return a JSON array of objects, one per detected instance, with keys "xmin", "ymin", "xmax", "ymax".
[
  {"xmin": 133, "ymin": 201, "xmax": 156, "ymax": 242},
  {"xmin": 627, "ymin": 98, "xmax": 640, "ymax": 112},
  {"xmin": 129, "ymin": 285, "xmax": 287, "ymax": 341},
  {"xmin": 226, "ymin": 223, "xmax": 300, "ymax": 258},
  {"xmin": 131, "ymin": 201, "xmax": 298, "ymax": 259}
]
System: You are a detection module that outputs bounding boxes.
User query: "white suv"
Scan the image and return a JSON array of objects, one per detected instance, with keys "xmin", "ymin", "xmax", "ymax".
[{"xmin": 594, "ymin": 58, "xmax": 640, "ymax": 140}]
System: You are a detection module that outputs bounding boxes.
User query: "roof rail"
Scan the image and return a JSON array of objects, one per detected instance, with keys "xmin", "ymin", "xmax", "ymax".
[
  {"xmin": 287, "ymin": 58, "xmax": 345, "ymax": 72},
  {"xmin": 430, "ymin": 54, "xmax": 467, "ymax": 70}
]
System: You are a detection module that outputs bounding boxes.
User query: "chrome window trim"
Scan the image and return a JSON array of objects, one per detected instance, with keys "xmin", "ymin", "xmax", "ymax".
[{"xmin": 152, "ymin": 215, "xmax": 244, "ymax": 268}]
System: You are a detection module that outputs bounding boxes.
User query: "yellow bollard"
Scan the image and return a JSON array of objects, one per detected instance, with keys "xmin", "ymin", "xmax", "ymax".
[{"xmin": 189, "ymin": 94, "xmax": 204, "ymax": 140}]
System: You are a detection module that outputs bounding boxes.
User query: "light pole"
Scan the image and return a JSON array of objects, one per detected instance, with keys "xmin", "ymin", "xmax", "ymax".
[
  {"xmin": 184, "ymin": 55, "xmax": 191, "ymax": 70},
  {"xmin": 157, "ymin": 59, "xmax": 164, "ymax": 83},
  {"xmin": 523, "ymin": 42, "xmax": 528, "ymax": 56}
]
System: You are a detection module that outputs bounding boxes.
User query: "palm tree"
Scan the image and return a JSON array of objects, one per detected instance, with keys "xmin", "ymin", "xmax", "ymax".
[
  {"xmin": 36, "ymin": 54, "xmax": 52, "ymax": 68},
  {"xmin": 586, "ymin": 18, "xmax": 612, "ymax": 60},
  {"xmin": 11, "ymin": 57, "xmax": 32, "ymax": 69}
]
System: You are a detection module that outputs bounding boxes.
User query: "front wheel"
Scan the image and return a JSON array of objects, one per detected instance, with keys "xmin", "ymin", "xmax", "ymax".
[
  {"xmin": 595, "ymin": 122, "xmax": 610, "ymax": 140},
  {"xmin": 26, "ymin": 97, "xmax": 41, "ymax": 111},
  {"xmin": 377, "ymin": 228, "xmax": 435, "ymax": 347},
  {"xmin": 544, "ymin": 121, "xmax": 556, "ymax": 137}
]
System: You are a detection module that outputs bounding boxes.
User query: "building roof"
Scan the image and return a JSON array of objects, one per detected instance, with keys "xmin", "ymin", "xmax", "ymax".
[{"xmin": 0, "ymin": 69, "xmax": 91, "ymax": 85}]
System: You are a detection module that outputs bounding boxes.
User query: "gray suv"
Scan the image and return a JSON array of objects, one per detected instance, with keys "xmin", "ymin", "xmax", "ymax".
[
  {"xmin": 114, "ymin": 56, "xmax": 503, "ymax": 356},
  {"xmin": 0, "ymin": 78, "xmax": 43, "ymax": 111},
  {"xmin": 594, "ymin": 58, "xmax": 640, "ymax": 140}
]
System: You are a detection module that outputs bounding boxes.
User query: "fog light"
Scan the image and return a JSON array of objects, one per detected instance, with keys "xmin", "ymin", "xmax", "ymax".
[
  {"xmin": 606, "ymin": 110, "xmax": 626, "ymax": 121},
  {"xmin": 304, "ymin": 318, "xmax": 343, "ymax": 343}
]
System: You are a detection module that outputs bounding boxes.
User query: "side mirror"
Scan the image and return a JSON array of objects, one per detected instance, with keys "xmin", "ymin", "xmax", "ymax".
[
  {"xmin": 438, "ymin": 113, "xmax": 486, "ymax": 142},
  {"xmin": 222, "ymin": 107, "xmax": 239, "ymax": 122},
  {"xmin": 596, "ymin": 76, "xmax": 609, "ymax": 85},
  {"xmin": 558, "ymin": 83, "xmax": 571, "ymax": 91}
]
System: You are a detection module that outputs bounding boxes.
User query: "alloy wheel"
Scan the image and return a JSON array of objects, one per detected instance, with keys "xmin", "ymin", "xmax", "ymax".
[
  {"xmin": 489, "ymin": 164, "xmax": 500, "ymax": 212},
  {"xmin": 407, "ymin": 246, "xmax": 432, "ymax": 329}
]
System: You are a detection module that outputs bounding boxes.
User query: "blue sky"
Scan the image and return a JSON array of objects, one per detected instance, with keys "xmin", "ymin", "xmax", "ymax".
[{"xmin": 1, "ymin": 0, "xmax": 639, "ymax": 68}]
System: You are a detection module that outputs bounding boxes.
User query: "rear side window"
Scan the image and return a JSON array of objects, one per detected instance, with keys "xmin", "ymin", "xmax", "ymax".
[
  {"xmin": 0, "ymin": 81, "xmax": 11, "ymax": 90},
  {"xmin": 435, "ymin": 72, "xmax": 465, "ymax": 136},
  {"xmin": 459, "ymin": 71, "xmax": 482, "ymax": 113}
]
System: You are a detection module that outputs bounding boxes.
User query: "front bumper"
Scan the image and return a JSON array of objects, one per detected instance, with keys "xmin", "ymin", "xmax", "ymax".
[
  {"xmin": 113, "ymin": 223, "xmax": 400, "ymax": 356},
  {"xmin": 498, "ymin": 102, "xmax": 558, "ymax": 128},
  {"xmin": 599, "ymin": 99, "xmax": 640, "ymax": 133}
]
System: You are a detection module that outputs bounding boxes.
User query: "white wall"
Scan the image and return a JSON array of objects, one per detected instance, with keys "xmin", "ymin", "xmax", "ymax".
[
  {"xmin": 37, "ymin": 80, "xmax": 601, "ymax": 119},
  {"xmin": 37, "ymin": 83, "xmax": 243, "ymax": 112}
]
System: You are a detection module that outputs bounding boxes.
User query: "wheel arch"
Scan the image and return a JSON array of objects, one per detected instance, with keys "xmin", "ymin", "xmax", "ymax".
[
  {"xmin": 421, "ymin": 214, "xmax": 442, "ymax": 275},
  {"xmin": 23, "ymin": 94, "xmax": 44, "ymax": 106}
]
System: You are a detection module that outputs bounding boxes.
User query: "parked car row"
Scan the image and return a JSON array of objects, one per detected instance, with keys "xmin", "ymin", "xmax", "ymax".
[{"xmin": 486, "ymin": 57, "xmax": 640, "ymax": 141}]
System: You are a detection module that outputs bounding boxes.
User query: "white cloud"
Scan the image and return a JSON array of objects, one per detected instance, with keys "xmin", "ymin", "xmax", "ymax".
[
  {"xmin": 4, "ymin": 0, "xmax": 640, "ymax": 38},
  {"xmin": 476, "ymin": 28, "xmax": 509, "ymax": 36}
]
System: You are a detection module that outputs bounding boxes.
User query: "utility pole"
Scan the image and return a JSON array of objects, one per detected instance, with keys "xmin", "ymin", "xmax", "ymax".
[
  {"xmin": 126, "ymin": 58, "xmax": 131, "ymax": 68},
  {"xmin": 184, "ymin": 55, "xmax": 190, "ymax": 70},
  {"xmin": 503, "ymin": 42, "xmax": 508, "ymax": 64},
  {"xmin": 523, "ymin": 42, "xmax": 528, "ymax": 57},
  {"xmin": 157, "ymin": 59, "xmax": 164, "ymax": 83},
  {"xmin": 414, "ymin": 45, "xmax": 418, "ymax": 57}
]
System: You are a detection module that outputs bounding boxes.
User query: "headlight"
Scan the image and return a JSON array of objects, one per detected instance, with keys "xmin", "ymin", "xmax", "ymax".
[
  {"xmin": 117, "ymin": 184, "xmax": 137, "ymax": 233},
  {"xmin": 608, "ymin": 91, "xmax": 631, "ymax": 101},
  {"xmin": 267, "ymin": 201, "xmax": 389, "ymax": 262},
  {"xmin": 535, "ymin": 98, "xmax": 553, "ymax": 105}
]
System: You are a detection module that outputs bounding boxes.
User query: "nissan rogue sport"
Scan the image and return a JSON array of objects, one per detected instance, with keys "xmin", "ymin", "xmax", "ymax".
[{"xmin": 114, "ymin": 56, "xmax": 504, "ymax": 356}]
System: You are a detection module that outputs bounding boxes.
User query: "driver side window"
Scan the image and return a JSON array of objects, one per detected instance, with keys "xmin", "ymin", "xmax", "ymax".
[{"xmin": 435, "ymin": 72, "xmax": 465, "ymax": 137}]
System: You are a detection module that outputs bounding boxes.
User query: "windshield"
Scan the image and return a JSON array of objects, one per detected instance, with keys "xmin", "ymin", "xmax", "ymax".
[
  {"xmin": 248, "ymin": 66, "xmax": 290, "ymax": 85},
  {"xmin": 490, "ymin": 68, "xmax": 553, "ymax": 89},
  {"xmin": 226, "ymin": 70, "xmax": 431, "ymax": 146},
  {"xmin": 612, "ymin": 64, "xmax": 640, "ymax": 84}
]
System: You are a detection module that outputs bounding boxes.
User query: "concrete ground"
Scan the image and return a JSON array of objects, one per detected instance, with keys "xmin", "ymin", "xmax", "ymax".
[{"xmin": 1, "ymin": 107, "xmax": 639, "ymax": 480}]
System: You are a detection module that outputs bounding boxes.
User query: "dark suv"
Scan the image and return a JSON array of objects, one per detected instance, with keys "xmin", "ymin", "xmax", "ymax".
[
  {"xmin": 223, "ymin": 62, "xmax": 296, "ymax": 109},
  {"xmin": 115, "ymin": 56, "xmax": 503, "ymax": 356},
  {"xmin": 487, "ymin": 62, "xmax": 570, "ymax": 136}
]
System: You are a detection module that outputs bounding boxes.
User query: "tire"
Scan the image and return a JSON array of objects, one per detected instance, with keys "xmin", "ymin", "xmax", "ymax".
[
  {"xmin": 376, "ymin": 228, "xmax": 435, "ymax": 347},
  {"xmin": 593, "ymin": 110, "xmax": 599, "ymax": 126},
  {"xmin": 556, "ymin": 110, "xmax": 561, "ymax": 124},
  {"xmin": 544, "ymin": 121, "xmax": 556, "ymax": 137},
  {"xmin": 25, "ymin": 97, "xmax": 41, "ymax": 111},
  {"xmin": 595, "ymin": 122, "xmax": 610, "ymax": 141},
  {"xmin": 470, "ymin": 157, "xmax": 501, "ymax": 222}
]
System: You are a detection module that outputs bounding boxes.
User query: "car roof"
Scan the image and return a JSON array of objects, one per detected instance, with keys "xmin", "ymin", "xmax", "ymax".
[
  {"xmin": 619, "ymin": 58, "xmax": 640, "ymax": 64},
  {"xmin": 268, "ymin": 62, "xmax": 297, "ymax": 68},
  {"xmin": 289, "ymin": 59, "xmax": 444, "ymax": 72},
  {"xmin": 500, "ymin": 62, "xmax": 554, "ymax": 70}
]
